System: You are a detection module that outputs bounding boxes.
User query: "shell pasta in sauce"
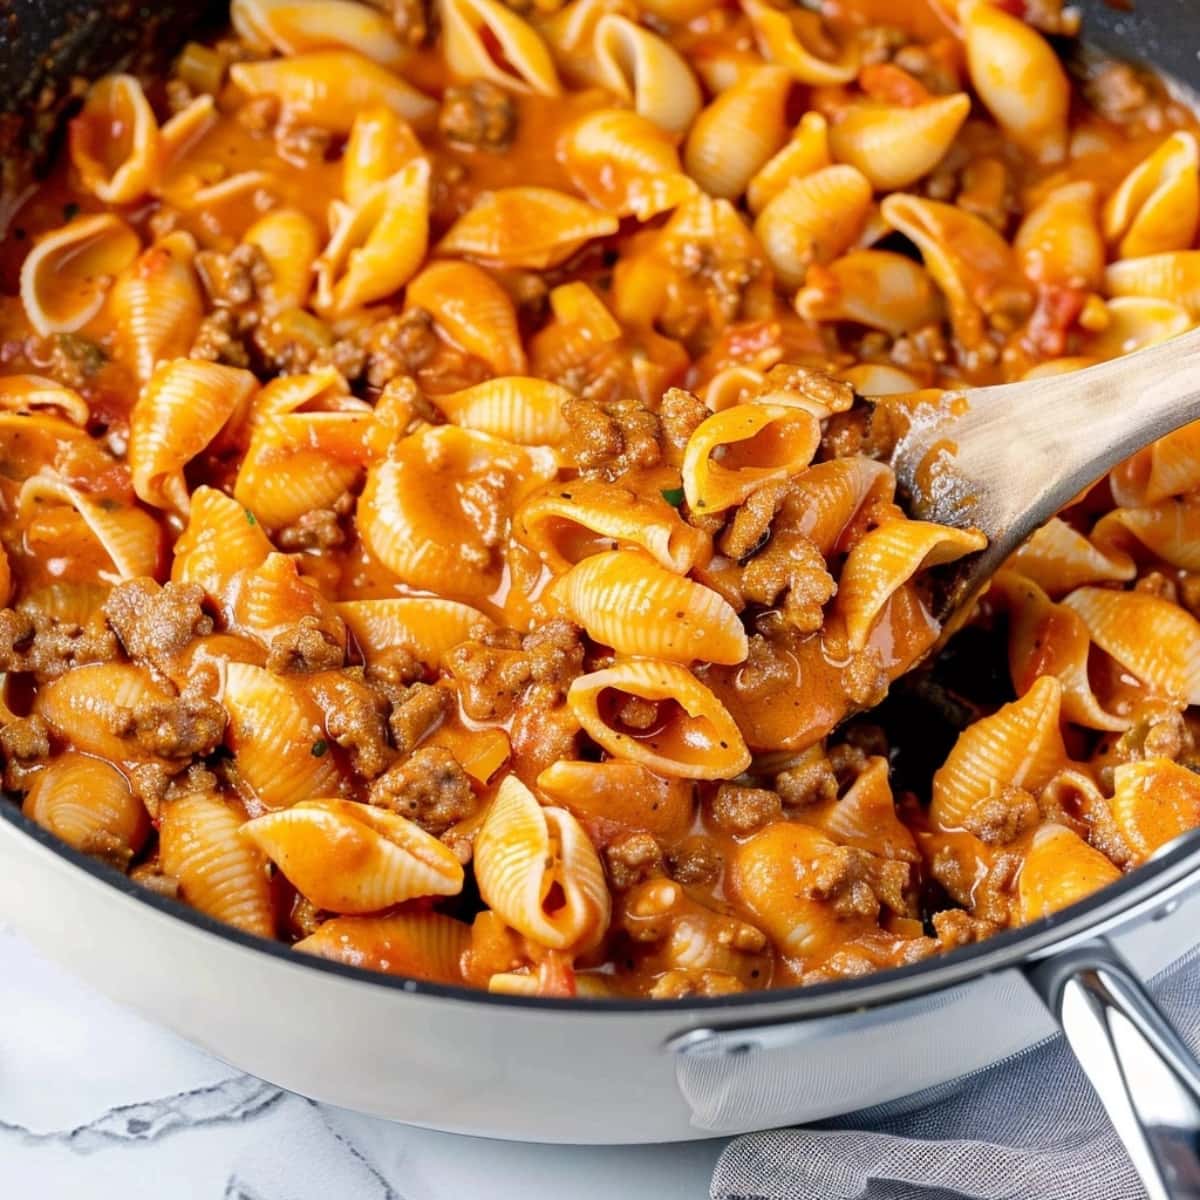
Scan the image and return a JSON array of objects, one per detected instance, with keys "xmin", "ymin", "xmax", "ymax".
[{"xmin": 4, "ymin": 0, "xmax": 1200, "ymax": 999}]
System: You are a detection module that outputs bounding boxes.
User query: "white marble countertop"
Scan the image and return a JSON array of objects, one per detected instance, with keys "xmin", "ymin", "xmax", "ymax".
[{"xmin": 0, "ymin": 924, "xmax": 726, "ymax": 1197}]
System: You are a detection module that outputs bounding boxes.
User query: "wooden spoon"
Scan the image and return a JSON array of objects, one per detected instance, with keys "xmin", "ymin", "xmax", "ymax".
[{"xmin": 887, "ymin": 326, "xmax": 1200, "ymax": 626}]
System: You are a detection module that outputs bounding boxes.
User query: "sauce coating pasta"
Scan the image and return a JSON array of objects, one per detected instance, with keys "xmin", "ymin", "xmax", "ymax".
[{"xmin": 3, "ymin": 0, "xmax": 1200, "ymax": 999}]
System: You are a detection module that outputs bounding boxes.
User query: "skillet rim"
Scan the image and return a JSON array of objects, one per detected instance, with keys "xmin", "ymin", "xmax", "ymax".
[{"xmin": 5, "ymin": 799, "xmax": 1200, "ymax": 1017}]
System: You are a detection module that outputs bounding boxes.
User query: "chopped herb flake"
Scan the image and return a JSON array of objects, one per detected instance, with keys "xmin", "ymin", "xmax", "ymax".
[
  {"xmin": 311, "ymin": 739, "xmax": 328, "ymax": 757},
  {"xmin": 660, "ymin": 486, "xmax": 685, "ymax": 508},
  {"xmin": 62, "ymin": 202, "xmax": 80, "ymax": 222},
  {"xmin": 245, "ymin": 509, "xmax": 257, "ymax": 525}
]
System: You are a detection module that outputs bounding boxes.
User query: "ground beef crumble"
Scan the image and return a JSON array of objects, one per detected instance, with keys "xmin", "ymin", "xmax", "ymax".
[
  {"xmin": 360, "ymin": 309, "xmax": 441, "ymax": 389},
  {"xmin": 0, "ymin": 607, "xmax": 119, "ymax": 682},
  {"xmin": 0, "ymin": 715, "xmax": 50, "ymax": 790},
  {"xmin": 605, "ymin": 832, "xmax": 664, "ymax": 891},
  {"xmin": 265, "ymin": 615, "xmax": 345, "ymax": 674},
  {"xmin": 368, "ymin": 745, "xmax": 474, "ymax": 835},
  {"xmin": 308, "ymin": 671, "xmax": 391, "ymax": 780},
  {"xmin": 103, "ymin": 579, "xmax": 213, "ymax": 675},
  {"xmin": 448, "ymin": 620, "xmax": 582, "ymax": 721},
  {"xmin": 658, "ymin": 387, "xmax": 708, "ymax": 461},
  {"xmin": 561, "ymin": 397, "xmax": 662, "ymax": 481},
  {"xmin": 274, "ymin": 503, "xmax": 350, "ymax": 551},
  {"xmin": 387, "ymin": 681, "xmax": 450, "ymax": 754},
  {"xmin": 439, "ymin": 81, "xmax": 517, "ymax": 151},
  {"xmin": 709, "ymin": 784, "xmax": 783, "ymax": 836},
  {"xmin": 123, "ymin": 681, "xmax": 227, "ymax": 760}
]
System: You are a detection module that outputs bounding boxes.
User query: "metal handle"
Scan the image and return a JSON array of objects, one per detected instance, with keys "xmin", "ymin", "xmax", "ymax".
[{"xmin": 1030, "ymin": 942, "xmax": 1200, "ymax": 1200}]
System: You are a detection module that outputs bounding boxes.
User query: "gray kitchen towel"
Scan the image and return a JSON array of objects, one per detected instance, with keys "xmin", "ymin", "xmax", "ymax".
[{"xmin": 711, "ymin": 945, "xmax": 1200, "ymax": 1200}]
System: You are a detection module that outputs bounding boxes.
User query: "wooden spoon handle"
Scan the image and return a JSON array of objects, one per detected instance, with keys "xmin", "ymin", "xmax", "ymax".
[{"xmin": 891, "ymin": 327, "xmax": 1200, "ymax": 603}]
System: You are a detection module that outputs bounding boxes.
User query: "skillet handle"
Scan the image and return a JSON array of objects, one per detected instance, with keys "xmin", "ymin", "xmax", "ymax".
[{"xmin": 1029, "ymin": 942, "xmax": 1200, "ymax": 1200}]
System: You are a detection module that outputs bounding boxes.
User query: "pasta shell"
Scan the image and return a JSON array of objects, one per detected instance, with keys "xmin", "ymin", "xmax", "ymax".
[
  {"xmin": 960, "ymin": 0, "xmax": 1069, "ymax": 163},
  {"xmin": 405, "ymin": 260, "xmax": 527, "ymax": 376},
  {"xmin": 295, "ymin": 912, "xmax": 470, "ymax": 982},
  {"xmin": 431, "ymin": 377, "xmax": 571, "ymax": 445},
  {"xmin": 109, "ymin": 232, "xmax": 204, "ymax": 384},
  {"xmin": 993, "ymin": 570, "xmax": 1127, "ymax": 733},
  {"xmin": 1062, "ymin": 586, "xmax": 1200, "ymax": 704},
  {"xmin": 343, "ymin": 107, "xmax": 424, "ymax": 207},
  {"xmin": 440, "ymin": 0, "xmax": 559, "ymax": 95},
  {"xmin": 835, "ymin": 518, "xmax": 986, "ymax": 652},
  {"xmin": 930, "ymin": 675, "xmax": 1067, "ymax": 834},
  {"xmin": 528, "ymin": 280, "xmax": 622, "ymax": 379},
  {"xmin": 754, "ymin": 165, "xmax": 873, "ymax": 288},
  {"xmin": 684, "ymin": 66, "xmax": 792, "ymax": 200},
  {"xmin": 881, "ymin": 193, "xmax": 1031, "ymax": 350},
  {"xmin": 795, "ymin": 250, "xmax": 942, "ymax": 336},
  {"xmin": 1006, "ymin": 517, "xmax": 1134, "ymax": 596},
  {"xmin": 231, "ymin": 0, "xmax": 409, "ymax": 67},
  {"xmin": 358, "ymin": 426, "xmax": 557, "ymax": 598},
  {"xmin": 243, "ymin": 208, "xmax": 320, "ymax": 315},
  {"xmin": 536, "ymin": 759, "xmax": 694, "ymax": 839},
  {"xmin": 228, "ymin": 553, "xmax": 345, "ymax": 652},
  {"xmin": 248, "ymin": 366, "xmax": 353, "ymax": 424},
  {"xmin": 18, "ymin": 475, "xmax": 161, "ymax": 582},
  {"xmin": 805, "ymin": 757, "xmax": 918, "ymax": 862},
  {"xmin": 487, "ymin": 971, "xmax": 614, "ymax": 998},
  {"xmin": 18, "ymin": 582, "xmax": 110, "ymax": 625},
  {"xmin": 19, "ymin": 214, "xmax": 139, "ymax": 337},
  {"xmin": 727, "ymin": 822, "xmax": 877, "ymax": 960},
  {"xmin": 516, "ymin": 474, "xmax": 710, "ymax": 575},
  {"xmin": 131, "ymin": 359, "xmax": 259, "ymax": 514},
  {"xmin": 159, "ymin": 791, "xmax": 275, "ymax": 937},
  {"xmin": 68, "ymin": 74, "xmax": 159, "ymax": 203},
  {"xmin": 172, "ymin": 485, "xmax": 273, "ymax": 603},
  {"xmin": 681, "ymin": 403, "xmax": 821, "ymax": 515},
  {"xmin": 0, "ymin": 375, "xmax": 90, "ymax": 425},
  {"xmin": 234, "ymin": 415, "xmax": 367, "ymax": 530},
  {"xmin": 1017, "ymin": 824, "xmax": 1121, "ymax": 923},
  {"xmin": 1105, "ymin": 251, "xmax": 1200, "ymax": 317},
  {"xmin": 23, "ymin": 753, "xmax": 149, "ymax": 864},
  {"xmin": 1013, "ymin": 181, "xmax": 1105, "ymax": 290},
  {"xmin": 742, "ymin": 0, "xmax": 858, "ymax": 85},
  {"xmin": 230, "ymin": 51, "xmax": 436, "ymax": 131},
  {"xmin": 1094, "ymin": 496, "xmax": 1200, "ymax": 571},
  {"xmin": 427, "ymin": 723, "xmax": 510, "ymax": 785},
  {"xmin": 473, "ymin": 774, "xmax": 610, "ymax": 952},
  {"xmin": 567, "ymin": 658, "xmax": 750, "ymax": 780},
  {"xmin": 540, "ymin": 0, "xmax": 633, "ymax": 78},
  {"xmin": 592, "ymin": 14, "xmax": 701, "ymax": 139},
  {"xmin": 438, "ymin": 187, "xmax": 618, "ymax": 269},
  {"xmin": 633, "ymin": 0, "xmax": 714, "ymax": 20},
  {"xmin": 173, "ymin": 172, "xmax": 281, "ymax": 247},
  {"xmin": 244, "ymin": 798, "xmax": 464, "ymax": 913},
  {"xmin": 1111, "ymin": 758, "xmax": 1200, "ymax": 864},
  {"xmin": 549, "ymin": 550, "xmax": 747, "ymax": 665},
  {"xmin": 1102, "ymin": 132, "xmax": 1200, "ymax": 260},
  {"xmin": 222, "ymin": 662, "xmax": 343, "ymax": 810},
  {"xmin": 1109, "ymin": 420, "xmax": 1200, "ymax": 507},
  {"xmin": 35, "ymin": 663, "xmax": 179, "ymax": 763},
  {"xmin": 1082, "ymin": 297, "xmax": 1193, "ymax": 360},
  {"xmin": 747, "ymin": 111, "xmax": 831, "ymax": 215},
  {"xmin": 777, "ymin": 458, "xmax": 897, "ymax": 557},
  {"xmin": 335, "ymin": 598, "xmax": 494, "ymax": 669},
  {"xmin": 315, "ymin": 158, "xmax": 430, "ymax": 315},
  {"xmin": 558, "ymin": 109, "xmax": 695, "ymax": 221},
  {"xmin": 157, "ymin": 94, "xmax": 219, "ymax": 177},
  {"xmin": 829, "ymin": 94, "xmax": 970, "ymax": 192},
  {"xmin": 839, "ymin": 364, "xmax": 922, "ymax": 397}
]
